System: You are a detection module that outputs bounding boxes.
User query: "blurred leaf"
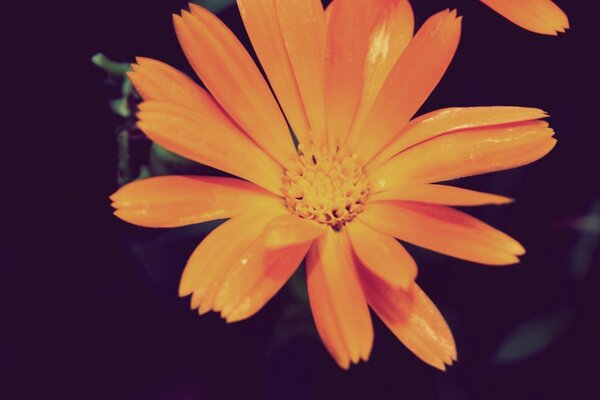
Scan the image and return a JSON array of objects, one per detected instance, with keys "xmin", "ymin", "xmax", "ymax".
[
  {"xmin": 267, "ymin": 265, "xmax": 316, "ymax": 356},
  {"xmin": 110, "ymin": 97, "xmax": 131, "ymax": 118},
  {"xmin": 93, "ymin": 52, "xmax": 138, "ymax": 118},
  {"xmin": 131, "ymin": 221, "xmax": 226, "ymax": 287},
  {"xmin": 116, "ymin": 129, "xmax": 133, "ymax": 185},
  {"xmin": 137, "ymin": 166, "xmax": 151, "ymax": 181},
  {"xmin": 149, "ymin": 143, "xmax": 202, "ymax": 176},
  {"xmin": 121, "ymin": 76, "xmax": 133, "ymax": 96},
  {"xmin": 561, "ymin": 200, "xmax": 600, "ymax": 281},
  {"xmin": 287, "ymin": 262, "xmax": 308, "ymax": 302},
  {"xmin": 193, "ymin": 0, "xmax": 237, "ymax": 14},
  {"xmin": 494, "ymin": 306, "xmax": 574, "ymax": 365},
  {"xmin": 91, "ymin": 53, "xmax": 131, "ymax": 76}
]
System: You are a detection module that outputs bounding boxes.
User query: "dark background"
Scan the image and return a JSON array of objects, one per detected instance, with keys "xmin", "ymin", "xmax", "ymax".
[{"xmin": 9, "ymin": 0, "xmax": 600, "ymax": 399}]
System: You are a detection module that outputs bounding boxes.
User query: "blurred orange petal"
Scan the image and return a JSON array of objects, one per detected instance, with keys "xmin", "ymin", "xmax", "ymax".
[
  {"xmin": 307, "ymin": 228, "xmax": 373, "ymax": 368},
  {"xmin": 111, "ymin": 176, "xmax": 283, "ymax": 228},
  {"xmin": 370, "ymin": 121, "xmax": 556, "ymax": 191},
  {"xmin": 358, "ymin": 265, "xmax": 456, "ymax": 370},
  {"xmin": 136, "ymin": 101, "xmax": 284, "ymax": 194},
  {"xmin": 359, "ymin": 201, "xmax": 524, "ymax": 265},
  {"xmin": 274, "ymin": 0, "xmax": 327, "ymax": 144},
  {"xmin": 346, "ymin": 219, "xmax": 417, "ymax": 290},
  {"xmin": 369, "ymin": 106, "xmax": 548, "ymax": 171},
  {"xmin": 237, "ymin": 0, "xmax": 311, "ymax": 145},
  {"xmin": 347, "ymin": 9, "xmax": 461, "ymax": 162},
  {"xmin": 368, "ymin": 184, "xmax": 513, "ymax": 206},
  {"xmin": 174, "ymin": 5, "xmax": 295, "ymax": 165},
  {"xmin": 480, "ymin": 0, "xmax": 569, "ymax": 35}
]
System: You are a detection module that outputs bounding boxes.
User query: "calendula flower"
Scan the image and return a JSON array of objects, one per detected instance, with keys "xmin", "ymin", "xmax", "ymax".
[
  {"xmin": 111, "ymin": 0, "xmax": 556, "ymax": 369},
  {"xmin": 480, "ymin": 0, "xmax": 569, "ymax": 35}
]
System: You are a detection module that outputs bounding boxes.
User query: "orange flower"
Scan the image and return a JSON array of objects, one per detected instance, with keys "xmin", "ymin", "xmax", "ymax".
[
  {"xmin": 480, "ymin": 0, "xmax": 569, "ymax": 35},
  {"xmin": 111, "ymin": 0, "xmax": 557, "ymax": 369}
]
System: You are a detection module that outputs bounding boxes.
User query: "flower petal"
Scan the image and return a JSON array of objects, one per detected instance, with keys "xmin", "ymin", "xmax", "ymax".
[
  {"xmin": 358, "ymin": 264, "xmax": 456, "ymax": 370},
  {"xmin": 369, "ymin": 121, "xmax": 556, "ymax": 192},
  {"xmin": 174, "ymin": 6, "xmax": 296, "ymax": 165},
  {"xmin": 480, "ymin": 0, "xmax": 569, "ymax": 35},
  {"xmin": 359, "ymin": 201, "xmax": 525, "ymax": 265},
  {"xmin": 237, "ymin": 0, "xmax": 311, "ymax": 145},
  {"xmin": 307, "ymin": 228, "xmax": 374, "ymax": 368},
  {"xmin": 368, "ymin": 106, "xmax": 548, "ymax": 171},
  {"xmin": 346, "ymin": 9, "xmax": 461, "ymax": 163},
  {"xmin": 325, "ymin": 0, "xmax": 412, "ymax": 146},
  {"xmin": 344, "ymin": 0, "xmax": 414, "ymax": 146},
  {"xmin": 179, "ymin": 208, "xmax": 286, "ymax": 303},
  {"xmin": 111, "ymin": 176, "xmax": 283, "ymax": 228},
  {"xmin": 136, "ymin": 101, "xmax": 284, "ymax": 195},
  {"xmin": 262, "ymin": 215, "xmax": 327, "ymax": 248},
  {"xmin": 346, "ymin": 219, "xmax": 417, "ymax": 290},
  {"xmin": 274, "ymin": 0, "xmax": 327, "ymax": 145},
  {"xmin": 215, "ymin": 215, "xmax": 326, "ymax": 322},
  {"xmin": 325, "ymin": 0, "xmax": 373, "ymax": 146},
  {"xmin": 368, "ymin": 184, "xmax": 513, "ymax": 206},
  {"xmin": 128, "ymin": 57, "xmax": 228, "ymax": 119}
]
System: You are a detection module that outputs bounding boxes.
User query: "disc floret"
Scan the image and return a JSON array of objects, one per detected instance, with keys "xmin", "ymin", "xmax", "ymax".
[{"xmin": 283, "ymin": 144, "xmax": 369, "ymax": 229}]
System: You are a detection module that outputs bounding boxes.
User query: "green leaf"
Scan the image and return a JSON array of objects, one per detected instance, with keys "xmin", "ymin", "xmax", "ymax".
[
  {"xmin": 110, "ymin": 97, "xmax": 131, "ymax": 118},
  {"xmin": 150, "ymin": 143, "xmax": 197, "ymax": 174},
  {"xmin": 287, "ymin": 263, "xmax": 308, "ymax": 302},
  {"xmin": 91, "ymin": 53, "xmax": 132, "ymax": 76},
  {"xmin": 494, "ymin": 306, "xmax": 574, "ymax": 365},
  {"xmin": 193, "ymin": 0, "xmax": 237, "ymax": 14},
  {"xmin": 130, "ymin": 222, "xmax": 226, "ymax": 285},
  {"xmin": 569, "ymin": 200, "xmax": 600, "ymax": 281},
  {"xmin": 116, "ymin": 129, "xmax": 132, "ymax": 185}
]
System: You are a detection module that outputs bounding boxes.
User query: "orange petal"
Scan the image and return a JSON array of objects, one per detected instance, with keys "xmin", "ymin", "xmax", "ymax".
[
  {"xmin": 358, "ymin": 264, "xmax": 456, "ymax": 370},
  {"xmin": 325, "ymin": 0, "xmax": 371, "ymax": 146},
  {"xmin": 179, "ymin": 208, "xmax": 286, "ymax": 303},
  {"xmin": 347, "ymin": 9, "xmax": 461, "ymax": 163},
  {"xmin": 359, "ymin": 201, "xmax": 525, "ymax": 265},
  {"xmin": 111, "ymin": 176, "xmax": 283, "ymax": 228},
  {"xmin": 368, "ymin": 106, "xmax": 548, "ymax": 171},
  {"xmin": 128, "ymin": 57, "xmax": 228, "ymax": 120},
  {"xmin": 262, "ymin": 215, "xmax": 326, "ymax": 248},
  {"xmin": 326, "ymin": 0, "xmax": 410, "ymax": 146},
  {"xmin": 369, "ymin": 121, "xmax": 556, "ymax": 192},
  {"xmin": 174, "ymin": 6, "xmax": 295, "ymax": 165},
  {"xmin": 325, "ymin": 0, "xmax": 334, "ymax": 24},
  {"xmin": 344, "ymin": 0, "xmax": 414, "ymax": 147},
  {"xmin": 368, "ymin": 184, "xmax": 513, "ymax": 206},
  {"xmin": 307, "ymin": 228, "xmax": 374, "ymax": 368},
  {"xmin": 480, "ymin": 0, "xmax": 569, "ymax": 36},
  {"xmin": 136, "ymin": 101, "xmax": 284, "ymax": 195},
  {"xmin": 215, "ymin": 215, "xmax": 326, "ymax": 322},
  {"xmin": 237, "ymin": 0, "xmax": 311, "ymax": 145},
  {"xmin": 274, "ymin": 0, "xmax": 327, "ymax": 145},
  {"xmin": 346, "ymin": 219, "xmax": 417, "ymax": 290}
]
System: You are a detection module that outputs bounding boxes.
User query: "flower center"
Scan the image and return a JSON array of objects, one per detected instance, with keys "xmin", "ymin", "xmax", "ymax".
[{"xmin": 283, "ymin": 144, "xmax": 369, "ymax": 229}]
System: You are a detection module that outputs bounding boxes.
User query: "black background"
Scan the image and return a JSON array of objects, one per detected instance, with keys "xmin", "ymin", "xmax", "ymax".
[{"xmin": 9, "ymin": 0, "xmax": 600, "ymax": 399}]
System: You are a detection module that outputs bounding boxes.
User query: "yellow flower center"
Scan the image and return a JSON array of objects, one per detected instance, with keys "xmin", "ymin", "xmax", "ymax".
[{"xmin": 283, "ymin": 144, "xmax": 369, "ymax": 229}]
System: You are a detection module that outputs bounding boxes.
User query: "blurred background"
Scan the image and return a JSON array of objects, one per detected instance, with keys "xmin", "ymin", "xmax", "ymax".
[{"xmin": 8, "ymin": 0, "xmax": 600, "ymax": 398}]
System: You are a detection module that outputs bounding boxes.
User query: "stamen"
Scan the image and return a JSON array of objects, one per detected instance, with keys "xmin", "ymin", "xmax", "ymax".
[{"xmin": 283, "ymin": 144, "xmax": 369, "ymax": 229}]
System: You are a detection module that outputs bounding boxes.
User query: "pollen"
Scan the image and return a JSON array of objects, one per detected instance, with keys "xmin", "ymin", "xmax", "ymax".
[{"xmin": 283, "ymin": 144, "xmax": 370, "ymax": 229}]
